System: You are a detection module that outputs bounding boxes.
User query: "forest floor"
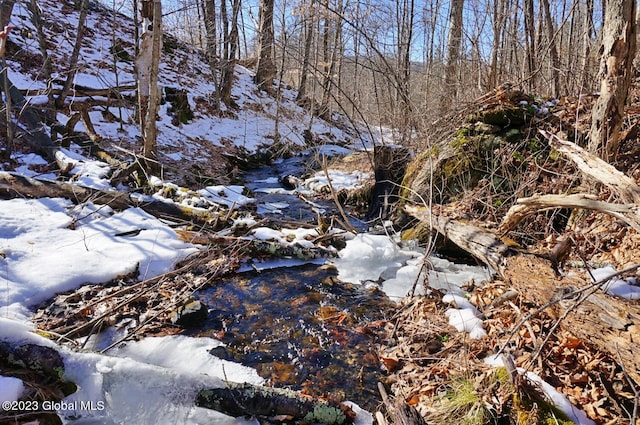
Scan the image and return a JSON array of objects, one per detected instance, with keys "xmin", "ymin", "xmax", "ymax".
[{"xmin": 377, "ymin": 84, "xmax": 640, "ymax": 425}]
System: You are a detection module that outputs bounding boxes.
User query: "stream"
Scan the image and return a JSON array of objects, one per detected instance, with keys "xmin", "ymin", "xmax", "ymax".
[{"xmin": 188, "ymin": 148, "xmax": 489, "ymax": 411}]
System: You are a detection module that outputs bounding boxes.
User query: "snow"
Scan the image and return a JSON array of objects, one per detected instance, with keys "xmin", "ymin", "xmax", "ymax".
[
  {"xmin": 60, "ymin": 337, "xmax": 261, "ymax": 425},
  {"xmin": 333, "ymin": 234, "xmax": 418, "ymax": 284},
  {"xmin": 590, "ymin": 266, "xmax": 640, "ymax": 300},
  {"xmin": 0, "ymin": 376, "xmax": 25, "ymax": 402},
  {"xmin": 198, "ymin": 185, "xmax": 255, "ymax": 208},
  {"xmin": 484, "ymin": 355, "xmax": 595, "ymax": 425},
  {"xmin": 0, "ymin": 197, "xmax": 198, "ymax": 320},
  {"xmin": 303, "ymin": 169, "xmax": 371, "ymax": 193},
  {"xmin": 0, "ymin": 195, "xmax": 267, "ymax": 424},
  {"xmin": 56, "ymin": 148, "xmax": 113, "ymax": 190},
  {"xmin": 333, "ymin": 234, "xmax": 489, "ymax": 339}
]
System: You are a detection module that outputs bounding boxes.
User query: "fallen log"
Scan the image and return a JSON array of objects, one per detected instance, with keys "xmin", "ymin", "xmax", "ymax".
[
  {"xmin": 499, "ymin": 193, "xmax": 640, "ymax": 233},
  {"xmin": 22, "ymin": 84, "xmax": 137, "ymax": 100},
  {"xmin": 404, "ymin": 204, "xmax": 640, "ymax": 387},
  {"xmin": 541, "ymin": 130, "xmax": 640, "ymax": 204},
  {"xmin": 196, "ymin": 381, "xmax": 355, "ymax": 425},
  {"xmin": 404, "ymin": 204, "xmax": 516, "ymax": 273},
  {"xmin": 0, "ymin": 172, "xmax": 219, "ymax": 224},
  {"xmin": 175, "ymin": 230, "xmax": 337, "ymax": 260},
  {"xmin": 496, "ymin": 131, "xmax": 640, "ymax": 234}
]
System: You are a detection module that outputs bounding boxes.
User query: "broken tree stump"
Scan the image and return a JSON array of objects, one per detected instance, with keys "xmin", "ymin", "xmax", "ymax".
[{"xmin": 367, "ymin": 145, "xmax": 411, "ymax": 220}]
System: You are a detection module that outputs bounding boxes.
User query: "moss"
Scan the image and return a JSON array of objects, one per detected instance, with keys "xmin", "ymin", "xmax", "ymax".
[
  {"xmin": 304, "ymin": 404, "xmax": 348, "ymax": 424},
  {"xmin": 512, "ymin": 389, "xmax": 575, "ymax": 425},
  {"xmin": 472, "ymin": 106, "xmax": 531, "ymax": 127},
  {"xmin": 400, "ymin": 223, "xmax": 433, "ymax": 242}
]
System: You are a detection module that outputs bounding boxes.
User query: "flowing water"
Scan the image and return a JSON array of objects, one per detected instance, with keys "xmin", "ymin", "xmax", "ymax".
[
  {"xmin": 189, "ymin": 149, "xmax": 487, "ymax": 411},
  {"xmin": 191, "ymin": 264, "xmax": 394, "ymax": 411}
]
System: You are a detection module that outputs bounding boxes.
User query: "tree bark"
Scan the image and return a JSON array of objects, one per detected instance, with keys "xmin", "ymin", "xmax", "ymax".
[
  {"xmin": 141, "ymin": 0, "xmax": 162, "ymax": 171},
  {"xmin": 254, "ymin": 0, "xmax": 276, "ymax": 94},
  {"xmin": 296, "ymin": 0, "xmax": 316, "ymax": 102},
  {"xmin": 588, "ymin": 0, "xmax": 636, "ymax": 160},
  {"xmin": 523, "ymin": 0, "xmax": 536, "ymax": 90},
  {"xmin": 367, "ymin": 145, "xmax": 411, "ymax": 221},
  {"xmin": 0, "ymin": 0, "xmax": 15, "ymax": 29},
  {"xmin": 220, "ymin": 0, "xmax": 240, "ymax": 106},
  {"xmin": 541, "ymin": 0, "xmax": 561, "ymax": 97},
  {"xmin": 203, "ymin": 0, "xmax": 217, "ymax": 77},
  {"xmin": 442, "ymin": 0, "xmax": 464, "ymax": 109},
  {"xmin": 196, "ymin": 381, "xmax": 355, "ymax": 425},
  {"xmin": 579, "ymin": 0, "xmax": 595, "ymax": 91}
]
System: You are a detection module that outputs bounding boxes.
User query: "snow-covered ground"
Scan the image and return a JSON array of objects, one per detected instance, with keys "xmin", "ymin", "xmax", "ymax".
[{"xmin": 1, "ymin": 1, "xmax": 628, "ymax": 423}]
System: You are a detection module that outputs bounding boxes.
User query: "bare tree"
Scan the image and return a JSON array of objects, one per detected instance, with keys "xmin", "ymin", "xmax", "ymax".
[
  {"xmin": 137, "ymin": 0, "xmax": 162, "ymax": 169},
  {"xmin": 203, "ymin": 0, "xmax": 217, "ymax": 76},
  {"xmin": 588, "ymin": 0, "xmax": 637, "ymax": 160},
  {"xmin": 220, "ymin": 0, "xmax": 240, "ymax": 106},
  {"xmin": 255, "ymin": 0, "xmax": 276, "ymax": 94},
  {"xmin": 541, "ymin": 0, "xmax": 560, "ymax": 97},
  {"xmin": 55, "ymin": 0, "xmax": 89, "ymax": 109},
  {"xmin": 296, "ymin": 0, "xmax": 316, "ymax": 102},
  {"xmin": 0, "ymin": 0, "xmax": 15, "ymax": 29},
  {"xmin": 442, "ymin": 0, "xmax": 464, "ymax": 109}
]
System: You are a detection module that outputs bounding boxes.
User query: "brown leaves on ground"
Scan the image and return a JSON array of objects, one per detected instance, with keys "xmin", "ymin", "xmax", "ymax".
[{"xmin": 381, "ymin": 281, "xmax": 638, "ymax": 424}]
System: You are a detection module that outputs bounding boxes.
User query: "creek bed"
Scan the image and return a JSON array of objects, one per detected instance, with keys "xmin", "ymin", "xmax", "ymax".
[{"xmin": 189, "ymin": 263, "xmax": 394, "ymax": 411}]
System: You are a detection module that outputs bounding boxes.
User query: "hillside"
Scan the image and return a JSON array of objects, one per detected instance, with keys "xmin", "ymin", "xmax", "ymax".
[
  {"xmin": 3, "ymin": 0, "xmax": 369, "ymax": 185},
  {"xmin": 3, "ymin": 1, "xmax": 640, "ymax": 425}
]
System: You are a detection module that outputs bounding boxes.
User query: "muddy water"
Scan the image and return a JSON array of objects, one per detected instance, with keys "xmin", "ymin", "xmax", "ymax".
[{"xmin": 190, "ymin": 264, "xmax": 394, "ymax": 411}]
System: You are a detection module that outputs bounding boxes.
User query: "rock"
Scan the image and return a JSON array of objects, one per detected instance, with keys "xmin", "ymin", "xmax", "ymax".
[
  {"xmin": 169, "ymin": 299, "xmax": 208, "ymax": 327},
  {"xmin": 278, "ymin": 174, "xmax": 299, "ymax": 190}
]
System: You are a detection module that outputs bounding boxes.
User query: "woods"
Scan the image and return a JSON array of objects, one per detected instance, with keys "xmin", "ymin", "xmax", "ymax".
[{"xmin": 2, "ymin": 0, "xmax": 640, "ymax": 424}]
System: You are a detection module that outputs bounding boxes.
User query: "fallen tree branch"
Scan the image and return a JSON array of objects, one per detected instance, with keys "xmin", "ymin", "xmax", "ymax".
[
  {"xmin": 196, "ymin": 381, "xmax": 355, "ymax": 425},
  {"xmin": 540, "ymin": 129, "xmax": 640, "ymax": 204},
  {"xmin": 404, "ymin": 204, "xmax": 516, "ymax": 273},
  {"xmin": 175, "ymin": 230, "xmax": 337, "ymax": 260},
  {"xmin": 0, "ymin": 171, "xmax": 219, "ymax": 224},
  {"xmin": 499, "ymin": 193, "xmax": 640, "ymax": 233}
]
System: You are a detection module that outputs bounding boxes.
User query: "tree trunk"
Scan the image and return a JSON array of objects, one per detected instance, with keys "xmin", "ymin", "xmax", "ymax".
[
  {"xmin": 137, "ymin": 0, "xmax": 162, "ymax": 171},
  {"xmin": 579, "ymin": 0, "xmax": 595, "ymax": 92},
  {"xmin": 55, "ymin": 0, "xmax": 89, "ymax": 109},
  {"xmin": 541, "ymin": 0, "xmax": 561, "ymax": 97},
  {"xmin": 203, "ymin": 0, "xmax": 217, "ymax": 77},
  {"xmin": 296, "ymin": 0, "xmax": 315, "ymax": 102},
  {"xmin": 27, "ymin": 0, "xmax": 56, "ymax": 127},
  {"xmin": 254, "ymin": 0, "xmax": 276, "ymax": 94},
  {"xmin": 0, "ymin": 172, "xmax": 222, "ymax": 224},
  {"xmin": 367, "ymin": 146, "xmax": 411, "ymax": 221},
  {"xmin": 0, "ymin": 0, "xmax": 16, "ymax": 29},
  {"xmin": 396, "ymin": 0, "xmax": 414, "ymax": 143},
  {"xmin": 442, "ymin": 0, "xmax": 464, "ymax": 110},
  {"xmin": 523, "ymin": 0, "xmax": 536, "ymax": 90},
  {"xmin": 220, "ymin": 0, "xmax": 240, "ymax": 106},
  {"xmin": 588, "ymin": 0, "xmax": 636, "ymax": 161}
]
